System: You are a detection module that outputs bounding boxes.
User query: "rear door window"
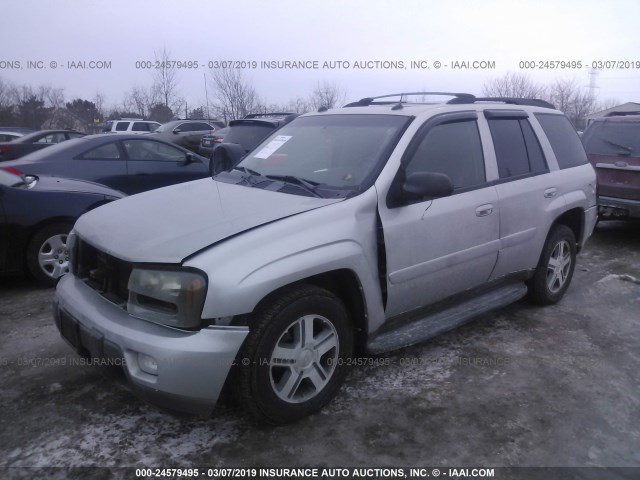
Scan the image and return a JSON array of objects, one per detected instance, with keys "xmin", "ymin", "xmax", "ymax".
[
  {"xmin": 488, "ymin": 118, "xmax": 548, "ymax": 178},
  {"xmin": 132, "ymin": 122, "xmax": 151, "ymax": 132},
  {"xmin": 115, "ymin": 122, "xmax": 130, "ymax": 132},
  {"xmin": 123, "ymin": 139, "xmax": 185, "ymax": 161},
  {"xmin": 79, "ymin": 142, "xmax": 122, "ymax": 159}
]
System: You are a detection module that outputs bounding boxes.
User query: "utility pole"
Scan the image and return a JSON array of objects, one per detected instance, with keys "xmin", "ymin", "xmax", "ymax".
[
  {"xmin": 204, "ymin": 73, "xmax": 211, "ymax": 121},
  {"xmin": 588, "ymin": 69, "xmax": 599, "ymax": 99}
]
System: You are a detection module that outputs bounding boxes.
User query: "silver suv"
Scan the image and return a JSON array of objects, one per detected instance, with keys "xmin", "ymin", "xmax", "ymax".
[{"xmin": 54, "ymin": 93, "xmax": 597, "ymax": 424}]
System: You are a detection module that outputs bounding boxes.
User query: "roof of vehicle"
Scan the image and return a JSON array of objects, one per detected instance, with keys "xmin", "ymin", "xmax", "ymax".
[
  {"xmin": 0, "ymin": 127, "xmax": 35, "ymax": 133},
  {"xmin": 17, "ymin": 129, "xmax": 84, "ymax": 141},
  {"xmin": 3, "ymin": 133, "xmax": 204, "ymax": 164},
  {"xmin": 161, "ymin": 119, "xmax": 222, "ymax": 126},
  {"xmin": 108, "ymin": 118, "xmax": 157, "ymax": 122},
  {"xmin": 308, "ymin": 92, "xmax": 558, "ymax": 117},
  {"xmin": 229, "ymin": 113, "xmax": 299, "ymax": 128},
  {"xmin": 590, "ymin": 114, "xmax": 640, "ymax": 123}
]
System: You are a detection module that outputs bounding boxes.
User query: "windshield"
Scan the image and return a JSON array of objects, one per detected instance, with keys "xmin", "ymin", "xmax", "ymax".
[
  {"xmin": 236, "ymin": 114, "xmax": 409, "ymax": 190},
  {"xmin": 582, "ymin": 121, "xmax": 640, "ymax": 157},
  {"xmin": 153, "ymin": 122, "xmax": 176, "ymax": 133}
]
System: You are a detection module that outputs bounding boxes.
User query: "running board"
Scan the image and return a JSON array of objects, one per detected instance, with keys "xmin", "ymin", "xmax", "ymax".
[{"xmin": 366, "ymin": 283, "xmax": 528, "ymax": 354}]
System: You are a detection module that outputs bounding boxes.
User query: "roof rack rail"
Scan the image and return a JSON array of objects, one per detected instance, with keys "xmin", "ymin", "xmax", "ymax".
[
  {"xmin": 244, "ymin": 112, "xmax": 296, "ymax": 119},
  {"xmin": 447, "ymin": 96, "xmax": 556, "ymax": 109},
  {"xmin": 344, "ymin": 92, "xmax": 475, "ymax": 107}
]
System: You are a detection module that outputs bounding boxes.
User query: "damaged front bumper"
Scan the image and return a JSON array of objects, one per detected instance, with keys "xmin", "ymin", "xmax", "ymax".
[{"xmin": 54, "ymin": 274, "xmax": 249, "ymax": 416}]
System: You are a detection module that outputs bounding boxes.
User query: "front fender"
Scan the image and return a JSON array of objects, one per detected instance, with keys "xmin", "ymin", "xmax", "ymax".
[{"xmin": 185, "ymin": 189, "xmax": 386, "ymax": 332}]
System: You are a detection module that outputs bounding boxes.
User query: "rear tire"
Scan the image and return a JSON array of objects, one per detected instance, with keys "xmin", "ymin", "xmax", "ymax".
[
  {"xmin": 527, "ymin": 224, "xmax": 576, "ymax": 305},
  {"xmin": 233, "ymin": 285, "xmax": 353, "ymax": 424},
  {"xmin": 26, "ymin": 223, "xmax": 73, "ymax": 287}
]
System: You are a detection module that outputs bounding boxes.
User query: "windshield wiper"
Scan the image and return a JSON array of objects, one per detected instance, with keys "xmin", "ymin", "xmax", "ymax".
[
  {"xmin": 265, "ymin": 174, "xmax": 323, "ymax": 198},
  {"xmin": 231, "ymin": 166, "xmax": 263, "ymax": 185},
  {"xmin": 603, "ymin": 138, "xmax": 633, "ymax": 154}
]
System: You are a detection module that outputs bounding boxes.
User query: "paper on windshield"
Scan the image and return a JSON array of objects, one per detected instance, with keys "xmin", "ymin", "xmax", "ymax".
[{"xmin": 253, "ymin": 135, "xmax": 292, "ymax": 159}]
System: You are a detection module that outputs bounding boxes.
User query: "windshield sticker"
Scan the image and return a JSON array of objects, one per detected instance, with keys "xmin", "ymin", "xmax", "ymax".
[{"xmin": 253, "ymin": 135, "xmax": 292, "ymax": 159}]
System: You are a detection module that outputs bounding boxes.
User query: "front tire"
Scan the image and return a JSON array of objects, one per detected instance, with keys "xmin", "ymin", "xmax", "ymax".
[
  {"xmin": 26, "ymin": 223, "xmax": 73, "ymax": 286},
  {"xmin": 527, "ymin": 224, "xmax": 577, "ymax": 305},
  {"xmin": 233, "ymin": 285, "xmax": 353, "ymax": 424}
]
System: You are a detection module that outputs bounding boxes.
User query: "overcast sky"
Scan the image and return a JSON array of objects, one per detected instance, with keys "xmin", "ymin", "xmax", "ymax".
[{"xmin": 2, "ymin": 0, "xmax": 639, "ymax": 112}]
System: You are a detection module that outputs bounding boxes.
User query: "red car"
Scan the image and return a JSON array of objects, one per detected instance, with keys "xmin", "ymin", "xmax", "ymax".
[{"xmin": 582, "ymin": 114, "xmax": 640, "ymax": 220}]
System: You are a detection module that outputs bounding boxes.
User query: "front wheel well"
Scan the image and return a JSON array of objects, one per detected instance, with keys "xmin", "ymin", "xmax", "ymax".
[{"xmin": 247, "ymin": 270, "xmax": 367, "ymax": 354}]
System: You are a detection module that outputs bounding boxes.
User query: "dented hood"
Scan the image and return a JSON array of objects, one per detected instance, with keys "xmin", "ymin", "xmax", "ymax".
[{"xmin": 74, "ymin": 178, "xmax": 343, "ymax": 263}]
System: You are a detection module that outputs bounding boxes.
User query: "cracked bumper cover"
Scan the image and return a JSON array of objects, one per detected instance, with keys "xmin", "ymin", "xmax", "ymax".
[{"xmin": 54, "ymin": 274, "xmax": 249, "ymax": 415}]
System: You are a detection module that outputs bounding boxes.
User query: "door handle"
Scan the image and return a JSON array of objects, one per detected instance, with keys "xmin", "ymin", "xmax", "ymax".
[
  {"xmin": 544, "ymin": 188, "xmax": 558, "ymax": 198},
  {"xmin": 475, "ymin": 204, "xmax": 494, "ymax": 217}
]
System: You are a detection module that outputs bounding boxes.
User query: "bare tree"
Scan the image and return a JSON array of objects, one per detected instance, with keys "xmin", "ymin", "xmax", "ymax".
[
  {"xmin": 594, "ymin": 97, "xmax": 621, "ymax": 113},
  {"xmin": 40, "ymin": 86, "xmax": 65, "ymax": 110},
  {"xmin": 153, "ymin": 47, "xmax": 183, "ymax": 114},
  {"xmin": 545, "ymin": 77, "xmax": 597, "ymax": 129},
  {"xmin": 308, "ymin": 81, "xmax": 346, "ymax": 110},
  {"xmin": 208, "ymin": 66, "xmax": 261, "ymax": 122},
  {"xmin": 123, "ymin": 85, "xmax": 159, "ymax": 118},
  {"xmin": 0, "ymin": 77, "xmax": 15, "ymax": 124},
  {"xmin": 482, "ymin": 72, "xmax": 547, "ymax": 99},
  {"xmin": 546, "ymin": 78, "xmax": 578, "ymax": 113},
  {"xmin": 93, "ymin": 92, "xmax": 106, "ymax": 121}
]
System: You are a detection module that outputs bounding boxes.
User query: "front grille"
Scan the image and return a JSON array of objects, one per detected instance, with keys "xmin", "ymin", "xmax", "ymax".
[{"xmin": 76, "ymin": 239, "xmax": 132, "ymax": 308}]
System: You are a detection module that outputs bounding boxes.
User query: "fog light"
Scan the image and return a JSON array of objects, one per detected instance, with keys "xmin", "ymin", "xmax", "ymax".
[{"xmin": 138, "ymin": 353, "xmax": 158, "ymax": 375}]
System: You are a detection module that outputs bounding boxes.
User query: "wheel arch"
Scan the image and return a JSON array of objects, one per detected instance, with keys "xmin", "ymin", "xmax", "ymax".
[
  {"xmin": 243, "ymin": 269, "xmax": 368, "ymax": 354},
  {"xmin": 552, "ymin": 207, "xmax": 584, "ymax": 252}
]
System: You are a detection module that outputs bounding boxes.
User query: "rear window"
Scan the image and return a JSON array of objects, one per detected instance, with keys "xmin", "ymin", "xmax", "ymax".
[
  {"xmin": 535, "ymin": 113, "xmax": 588, "ymax": 169},
  {"xmin": 224, "ymin": 124, "xmax": 275, "ymax": 152},
  {"xmin": 582, "ymin": 121, "xmax": 640, "ymax": 158}
]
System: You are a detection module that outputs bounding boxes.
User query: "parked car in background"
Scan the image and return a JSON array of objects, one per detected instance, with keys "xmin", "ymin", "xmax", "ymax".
[
  {"xmin": 151, "ymin": 119, "xmax": 226, "ymax": 152},
  {"xmin": 0, "ymin": 169, "xmax": 124, "ymax": 285},
  {"xmin": 0, "ymin": 127, "xmax": 35, "ymax": 134},
  {"xmin": 198, "ymin": 127, "xmax": 229, "ymax": 157},
  {"xmin": 210, "ymin": 113, "xmax": 298, "ymax": 174},
  {"xmin": 0, "ymin": 131, "xmax": 25, "ymax": 142},
  {"xmin": 0, "ymin": 129, "xmax": 85, "ymax": 161},
  {"xmin": 1, "ymin": 134, "xmax": 211, "ymax": 195},
  {"xmin": 103, "ymin": 119, "xmax": 161, "ymax": 134},
  {"xmin": 582, "ymin": 114, "xmax": 640, "ymax": 220}
]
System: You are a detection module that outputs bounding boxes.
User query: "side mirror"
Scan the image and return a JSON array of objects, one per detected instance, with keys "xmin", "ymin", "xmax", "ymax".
[
  {"xmin": 210, "ymin": 143, "xmax": 245, "ymax": 175},
  {"xmin": 179, "ymin": 152, "xmax": 194, "ymax": 166},
  {"xmin": 402, "ymin": 172, "xmax": 453, "ymax": 201},
  {"xmin": 173, "ymin": 128, "xmax": 181, "ymax": 134}
]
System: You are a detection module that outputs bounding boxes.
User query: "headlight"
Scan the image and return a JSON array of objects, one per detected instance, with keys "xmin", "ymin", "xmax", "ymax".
[{"xmin": 127, "ymin": 267, "xmax": 207, "ymax": 328}]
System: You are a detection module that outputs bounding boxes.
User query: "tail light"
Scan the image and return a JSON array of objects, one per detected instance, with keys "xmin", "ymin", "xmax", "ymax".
[
  {"xmin": 1, "ymin": 166, "xmax": 23, "ymax": 175},
  {"xmin": 0, "ymin": 145, "xmax": 10, "ymax": 152},
  {"xmin": 213, "ymin": 137, "xmax": 224, "ymax": 143}
]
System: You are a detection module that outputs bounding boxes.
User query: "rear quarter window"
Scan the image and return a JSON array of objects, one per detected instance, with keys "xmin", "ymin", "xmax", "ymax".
[{"xmin": 535, "ymin": 113, "xmax": 588, "ymax": 169}]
